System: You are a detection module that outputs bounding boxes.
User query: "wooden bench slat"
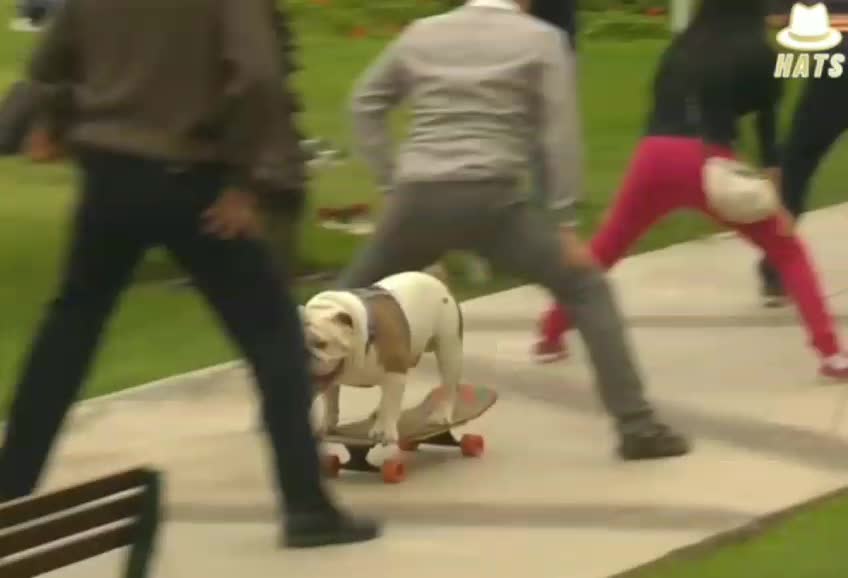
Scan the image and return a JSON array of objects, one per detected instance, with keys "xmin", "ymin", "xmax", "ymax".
[
  {"xmin": 0, "ymin": 521, "xmax": 137, "ymax": 578},
  {"xmin": 0, "ymin": 468, "xmax": 151, "ymax": 528},
  {"xmin": 0, "ymin": 492, "xmax": 144, "ymax": 557},
  {"xmin": 0, "ymin": 467, "xmax": 160, "ymax": 578}
]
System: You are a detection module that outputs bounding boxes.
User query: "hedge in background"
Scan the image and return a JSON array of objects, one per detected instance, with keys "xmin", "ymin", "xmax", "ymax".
[
  {"xmin": 286, "ymin": 0, "xmax": 670, "ymax": 38},
  {"xmin": 287, "ymin": 0, "xmax": 457, "ymax": 36}
]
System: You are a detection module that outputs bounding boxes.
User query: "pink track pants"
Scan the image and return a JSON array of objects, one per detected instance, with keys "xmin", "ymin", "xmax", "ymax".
[{"xmin": 540, "ymin": 136, "xmax": 840, "ymax": 359}]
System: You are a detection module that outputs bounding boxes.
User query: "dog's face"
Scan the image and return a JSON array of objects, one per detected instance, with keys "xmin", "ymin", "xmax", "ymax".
[{"xmin": 302, "ymin": 303, "xmax": 356, "ymax": 392}]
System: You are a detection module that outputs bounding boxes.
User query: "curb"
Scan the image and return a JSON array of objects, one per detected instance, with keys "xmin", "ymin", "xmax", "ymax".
[
  {"xmin": 0, "ymin": 362, "xmax": 243, "ymax": 432},
  {"xmin": 82, "ymin": 361, "xmax": 243, "ymax": 406}
]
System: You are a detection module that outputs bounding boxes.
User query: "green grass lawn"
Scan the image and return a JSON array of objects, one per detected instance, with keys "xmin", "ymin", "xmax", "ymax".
[
  {"xmin": 1, "ymin": 8, "xmax": 847, "ymax": 406},
  {"xmin": 633, "ymin": 492, "xmax": 848, "ymax": 578}
]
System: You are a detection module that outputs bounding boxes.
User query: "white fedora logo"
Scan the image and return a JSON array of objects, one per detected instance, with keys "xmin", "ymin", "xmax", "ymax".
[{"xmin": 777, "ymin": 2, "xmax": 843, "ymax": 51}]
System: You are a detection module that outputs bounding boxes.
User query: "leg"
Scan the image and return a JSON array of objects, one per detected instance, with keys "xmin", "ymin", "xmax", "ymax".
[
  {"xmin": 429, "ymin": 341, "xmax": 463, "ymax": 425},
  {"xmin": 337, "ymin": 192, "xmax": 455, "ymax": 289},
  {"xmin": 320, "ymin": 384, "xmax": 341, "ymax": 434},
  {"xmin": 370, "ymin": 372, "xmax": 406, "ymax": 445},
  {"xmin": 167, "ymin": 230, "xmax": 378, "ymax": 544},
  {"xmin": 0, "ymin": 180, "xmax": 145, "ymax": 499},
  {"xmin": 758, "ymin": 80, "xmax": 848, "ymax": 299},
  {"xmin": 428, "ymin": 305, "xmax": 464, "ymax": 425},
  {"xmin": 732, "ymin": 217, "xmax": 841, "ymax": 362},
  {"xmin": 537, "ymin": 145, "xmax": 673, "ymax": 351},
  {"xmin": 781, "ymin": 80, "xmax": 848, "ymax": 219},
  {"xmin": 167, "ymin": 231, "xmax": 329, "ymax": 511},
  {"xmin": 484, "ymin": 206, "xmax": 650, "ymax": 425},
  {"xmin": 480, "ymin": 205, "xmax": 688, "ymax": 458}
]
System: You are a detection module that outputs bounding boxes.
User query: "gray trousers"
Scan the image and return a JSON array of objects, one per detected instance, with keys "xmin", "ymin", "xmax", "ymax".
[{"xmin": 337, "ymin": 180, "xmax": 655, "ymax": 433}]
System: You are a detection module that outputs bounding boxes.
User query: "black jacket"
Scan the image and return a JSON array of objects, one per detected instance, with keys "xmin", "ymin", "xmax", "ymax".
[{"xmin": 530, "ymin": 0, "xmax": 577, "ymax": 49}]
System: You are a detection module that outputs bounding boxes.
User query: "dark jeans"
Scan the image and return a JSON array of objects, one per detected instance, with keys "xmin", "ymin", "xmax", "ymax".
[
  {"xmin": 0, "ymin": 149, "xmax": 330, "ymax": 515},
  {"xmin": 760, "ymin": 75, "xmax": 848, "ymax": 287}
]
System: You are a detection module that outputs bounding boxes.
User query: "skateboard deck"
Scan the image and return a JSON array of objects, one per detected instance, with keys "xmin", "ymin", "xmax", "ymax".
[{"xmin": 321, "ymin": 384, "xmax": 497, "ymax": 483}]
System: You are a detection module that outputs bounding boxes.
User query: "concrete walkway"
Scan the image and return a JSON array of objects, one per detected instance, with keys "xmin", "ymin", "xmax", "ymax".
[{"xmin": 35, "ymin": 204, "xmax": 848, "ymax": 578}]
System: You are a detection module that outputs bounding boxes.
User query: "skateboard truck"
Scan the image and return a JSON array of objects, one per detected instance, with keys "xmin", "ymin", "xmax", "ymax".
[
  {"xmin": 322, "ymin": 446, "xmax": 405, "ymax": 483},
  {"xmin": 399, "ymin": 430, "xmax": 458, "ymax": 451},
  {"xmin": 399, "ymin": 431, "xmax": 484, "ymax": 457},
  {"xmin": 324, "ymin": 431, "xmax": 485, "ymax": 484},
  {"xmin": 345, "ymin": 446, "xmax": 379, "ymax": 473}
]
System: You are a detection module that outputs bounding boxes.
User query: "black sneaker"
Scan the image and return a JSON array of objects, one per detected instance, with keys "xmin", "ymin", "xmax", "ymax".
[
  {"xmin": 617, "ymin": 423, "xmax": 691, "ymax": 461},
  {"xmin": 284, "ymin": 509, "xmax": 381, "ymax": 549},
  {"xmin": 758, "ymin": 260, "xmax": 787, "ymax": 308}
]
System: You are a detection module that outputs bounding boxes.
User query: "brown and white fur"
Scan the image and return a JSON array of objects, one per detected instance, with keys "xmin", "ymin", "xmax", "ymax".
[{"xmin": 302, "ymin": 272, "xmax": 463, "ymax": 445}]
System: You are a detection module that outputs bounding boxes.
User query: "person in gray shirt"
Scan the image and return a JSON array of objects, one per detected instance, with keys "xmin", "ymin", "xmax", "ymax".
[{"xmin": 339, "ymin": 0, "xmax": 689, "ymax": 460}]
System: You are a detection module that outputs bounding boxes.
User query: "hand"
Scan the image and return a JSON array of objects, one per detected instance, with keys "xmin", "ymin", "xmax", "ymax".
[
  {"xmin": 26, "ymin": 126, "xmax": 64, "ymax": 163},
  {"xmin": 764, "ymin": 167, "xmax": 782, "ymax": 193},
  {"xmin": 559, "ymin": 224, "xmax": 596, "ymax": 269},
  {"xmin": 202, "ymin": 190, "xmax": 263, "ymax": 240}
]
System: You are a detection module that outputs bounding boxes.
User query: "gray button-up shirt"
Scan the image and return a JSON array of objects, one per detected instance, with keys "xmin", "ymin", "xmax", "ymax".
[{"xmin": 350, "ymin": 0, "xmax": 583, "ymax": 224}]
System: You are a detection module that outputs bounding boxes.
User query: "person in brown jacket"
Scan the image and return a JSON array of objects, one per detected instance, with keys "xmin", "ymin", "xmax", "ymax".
[{"xmin": 0, "ymin": 0, "xmax": 379, "ymax": 548}]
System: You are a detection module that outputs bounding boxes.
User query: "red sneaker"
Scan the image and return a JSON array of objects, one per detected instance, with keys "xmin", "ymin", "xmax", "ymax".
[{"xmin": 532, "ymin": 338, "xmax": 568, "ymax": 364}]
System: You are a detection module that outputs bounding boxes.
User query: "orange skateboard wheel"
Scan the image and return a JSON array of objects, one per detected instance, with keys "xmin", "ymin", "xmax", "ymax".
[
  {"xmin": 460, "ymin": 434, "xmax": 485, "ymax": 458},
  {"xmin": 322, "ymin": 454, "xmax": 342, "ymax": 478},
  {"xmin": 381, "ymin": 458, "xmax": 407, "ymax": 484}
]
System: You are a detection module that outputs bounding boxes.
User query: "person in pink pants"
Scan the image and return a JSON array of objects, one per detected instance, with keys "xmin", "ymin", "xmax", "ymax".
[{"xmin": 534, "ymin": 0, "xmax": 848, "ymax": 380}]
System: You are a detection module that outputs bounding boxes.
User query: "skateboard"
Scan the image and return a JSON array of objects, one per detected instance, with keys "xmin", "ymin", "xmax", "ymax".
[{"xmin": 321, "ymin": 384, "xmax": 497, "ymax": 484}]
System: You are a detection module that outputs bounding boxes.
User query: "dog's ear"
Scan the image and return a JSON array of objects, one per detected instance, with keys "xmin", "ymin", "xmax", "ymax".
[{"xmin": 334, "ymin": 311, "xmax": 354, "ymax": 327}]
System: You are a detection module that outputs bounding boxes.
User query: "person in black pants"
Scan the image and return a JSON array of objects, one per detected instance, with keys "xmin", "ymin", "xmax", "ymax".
[
  {"xmin": 0, "ymin": 0, "xmax": 378, "ymax": 548},
  {"xmin": 758, "ymin": 39, "xmax": 848, "ymax": 306}
]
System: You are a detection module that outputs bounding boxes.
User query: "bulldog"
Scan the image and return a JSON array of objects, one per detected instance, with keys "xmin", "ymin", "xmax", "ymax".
[{"xmin": 302, "ymin": 271, "xmax": 464, "ymax": 444}]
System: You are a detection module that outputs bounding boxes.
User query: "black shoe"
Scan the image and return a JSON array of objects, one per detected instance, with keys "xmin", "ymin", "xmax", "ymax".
[
  {"xmin": 284, "ymin": 509, "xmax": 381, "ymax": 549},
  {"xmin": 761, "ymin": 278, "xmax": 787, "ymax": 308},
  {"xmin": 618, "ymin": 423, "xmax": 691, "ymax": 461},
  {"xmin": 758, "ymin": 260, "xmax": 787, "ymax": 308}
]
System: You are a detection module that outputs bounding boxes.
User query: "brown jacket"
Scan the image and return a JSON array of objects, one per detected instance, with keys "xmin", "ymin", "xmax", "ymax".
[{"xmin": 29, "ymin": 0, "xmax": 306, "ymax": 201}]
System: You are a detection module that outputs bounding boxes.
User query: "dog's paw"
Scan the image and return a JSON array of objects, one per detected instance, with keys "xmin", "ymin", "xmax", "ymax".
[{"xmin": 368, "ymin": 418, "xmax": 399, "ymax": 446}]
